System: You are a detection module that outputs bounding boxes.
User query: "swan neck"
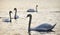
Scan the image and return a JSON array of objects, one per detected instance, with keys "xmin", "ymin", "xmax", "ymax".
[
  {"xmin": 28, "ymin": 15, "xmax": 32, "ymax": 35},
  {"xmin": 14, "ymin": 9, "xmax": 17, "ymax": 19},
  {"xmin": 36, "ymin": 5, "xmax": 38, "ymax": 12},
  {"xmin": 36, "ymin": 7, "xmax": 37, "ymax": 12},
  {"xmin": 9, "ymin": 13, "xmax": 12, "ymax": 22}
]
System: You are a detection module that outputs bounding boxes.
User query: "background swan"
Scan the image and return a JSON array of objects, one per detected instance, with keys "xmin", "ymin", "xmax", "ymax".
[
  {"xmin": 14, "ymin": 8, "xmax": 19, "ymax": 20},
  {"xmin": 27, "ymin": 5, "xmax": 38, "ymax": 12},
  {"xmin": 27, "ymin": 9, "xmax": 35, "ymax": 12},
  {"xmin": 3, "ymin": 11, "xmax": 12, "ymax": 22}
]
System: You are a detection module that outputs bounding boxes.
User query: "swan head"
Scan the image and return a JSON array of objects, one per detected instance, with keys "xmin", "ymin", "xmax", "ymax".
[
  {"xmin": 14, "ymin": 8, "xmax": 17, "ymax": 10},
  {"xmin": 36, "ymin": 5, "xmax": 38, "ymax": 7},
  {"xmin": 27, "ymin": 14, "xmax": 32, "ymax": 17}
]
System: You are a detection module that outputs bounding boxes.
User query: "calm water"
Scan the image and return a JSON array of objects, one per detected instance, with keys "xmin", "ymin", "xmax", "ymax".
[{"xmin": 0, "ymin": 0, "xmax": 60, "ymax": 35}]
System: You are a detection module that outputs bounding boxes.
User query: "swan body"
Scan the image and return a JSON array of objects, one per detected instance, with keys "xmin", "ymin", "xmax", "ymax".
[
  {"xmin": 3, "ymin": 18, "xmax": 10, "ymax": 22},
  {"xmin": 27, "ymin": 9, "xmax": 35, "ymax": 12},
  {"xmin": 31, "ymin": 23, "xmax": 56, "ymax": 31}
]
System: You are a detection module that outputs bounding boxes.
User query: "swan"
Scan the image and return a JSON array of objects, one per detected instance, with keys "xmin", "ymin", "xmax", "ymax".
[
  {"xmin": 27, "ymin": 5, "xmax": 38, "ymax": 12},
  {"xmin": 27, "ymin": 14, "xmax": 56, "ymax": 35},
  {"xmin": 14, "ymin": 8, "xmax": 19, "ymax": 20},
  {"xmin": 3, "ymin": 11, "xmax": 12, "ymax": 22}
]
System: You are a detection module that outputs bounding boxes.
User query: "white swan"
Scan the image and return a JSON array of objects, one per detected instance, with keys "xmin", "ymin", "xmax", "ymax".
[
  {"xmin": 3, "ymin": 11, "xmax": 12, "ymax": 22},
  {"xmin": 27, "ymin": 14, "xmax": 56, "ymax": 35},
  {"xmin": 27, "ymin": 5, "xmax": 38, "ymax": 12}
]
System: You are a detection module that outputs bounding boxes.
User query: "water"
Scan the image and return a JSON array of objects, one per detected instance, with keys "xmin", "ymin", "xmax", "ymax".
[{"xmin": 0, "ymin": 0, "xmax": 60, "ymax": 35}]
